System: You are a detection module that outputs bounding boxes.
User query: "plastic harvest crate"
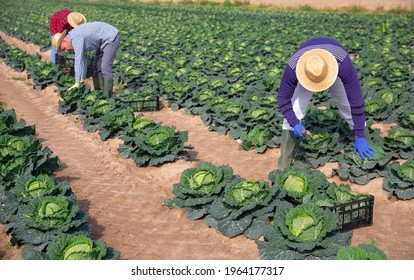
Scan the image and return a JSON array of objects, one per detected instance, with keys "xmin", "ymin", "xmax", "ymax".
[
  {"xmin": 116, "ymin": 95, "xmax": 160, "ymax": 112},
  {"xmin": 285, "ymin": 195, "xmax": 374, "ymax": 232},
  {"xmin": 327, "ymin": 195, "xmax": 374, "ymax": 232}
]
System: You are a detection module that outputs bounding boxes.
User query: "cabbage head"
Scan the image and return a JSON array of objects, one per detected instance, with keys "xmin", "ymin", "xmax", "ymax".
[
  {"xmin": 385, "ymin": 128, "xmax": 414, "ymax": 147},
  {"xmin": 0, "ymin": 175, "xmax": 74, "ymax": 224},
  {"xmin": 144, "ymin": 126, "xmax": 182, "ymax": 153},
  {"xmin": 384, "ymin": 128, "xmax": 414, "ymax": 159},
  {"xmin": 98, "ymin": 108, "xmax": 134, "ymax": 140},
  {"xmin": 297, "ymin": 131, "xmax": 343, "ymax": 168},
  {"xmin": 246, "ymin": 107, "xmax": 273, "ymax": 123},
  {"xmin": 205, "ymin": 178, "xmax": 284, "ymax": 239},
  {"xmin": 383, "ymin": 160, "xmax": 414, "ymax": 200},
  {"xmin": 22, "ymin": 233, "xmax": 120, "ymax": 260},
  {"xmin": 223, "ymin": 180, "xmax": 270, "ymax": 207},
  {"xmin": 397, "ymin": 111, "xmax": 414, "ymax": 130},
  {"xmin": 23, "ymin": 174, "xmax": 56, "ymax": 199},
  {"xmin": 13, "ymin": 195, "xmax": 90, "ymax": 247},
  {"xmin": 13, "ymin": 174, "xmax": 74, "ymax": 203},
  {"xmin": 125, "ymin": 125, "xmax": 188, "ymax": 166},
  {"xmin": 239, "ymin": 125, "xmax": 271, "ymax": 153},
  {"xmin": 195, "ymin": 89, "xmax": 215, "ymax": 103},
  {"xmin": 269, "ymin": 167, "xmax": 328, "ymax": 201},
  {"xmin": 165, "ymin": 162, "xmax": 234, "ymax": 221},
  {"xmin": 213, "ymin": 100, "xmax": 242, "ymax": 121},
  {"xmin": 170, "ymin": 161, "xmax": 234, "ymax": 207},
  {"xmin": 260, "ymin": 95, "xmax": 277, "ymax": 107},
  {"xmin": 47, "ymin": 234, "xmax": 119, "ymax": 260},
  {"xmin": 364, "ymin": 99, "xmax": 391, "ymax": 120},
  {"xmin": 256, "ymin": 202, "xmax": 351, "ymax": 260},
  {"xmin": 122, "ymin": 115, "xmax": 160, "ymax": 139},
  {"xmin": 0, "ymin": 135, "xmax": 31, "ymax": 160},
  {"xmin": 91, "ymin": 99, "xmax": 116, "ymax": 117}
]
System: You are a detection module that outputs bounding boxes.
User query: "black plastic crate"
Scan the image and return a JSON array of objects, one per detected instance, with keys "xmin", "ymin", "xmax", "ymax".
[
  {"xmin": 327, "ymin": 195, "xmax": 374, "ymax": 232},
  {"xmin": 117, "ymin": 95, "xmax": 160, "ymax": 112},
  {"xmin": 284, "ymin": 195, "xmax": 374, "ymax": 232}
]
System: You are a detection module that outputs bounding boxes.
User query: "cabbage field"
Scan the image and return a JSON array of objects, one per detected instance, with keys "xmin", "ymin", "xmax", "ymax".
[{"xmin": 0, "ymin": 0, "xmax": 413, "ymax": 260}]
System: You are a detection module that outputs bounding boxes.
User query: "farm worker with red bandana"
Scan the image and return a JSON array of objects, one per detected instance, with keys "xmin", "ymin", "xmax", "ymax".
[
  {"xmin": 277, "ymin": 36, "xmax": 375, "ymax": 169},
  {"xmin": 52, "ymin": 22, "xmax": 120, "ymax": 98},
  {"xmin": 49, "ymin": 10, "xmax": 86, "ymax": 64}
]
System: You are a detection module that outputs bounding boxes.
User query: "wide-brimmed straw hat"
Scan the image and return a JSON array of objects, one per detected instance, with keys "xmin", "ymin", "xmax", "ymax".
[
  {"xmin": 296, "ymin": 48, "xmax": 338, "ymax": 92},
  {"xmin": 51, "ymin": 30, "xmax": 67, "ymax": 50},
  {"xmin": 67, "ymin": 12, "xmax": 86, "ymax": 28}
]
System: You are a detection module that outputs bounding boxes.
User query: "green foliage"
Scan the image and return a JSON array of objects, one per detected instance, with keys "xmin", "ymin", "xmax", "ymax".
[
  {"xmin": 239, "ymin": 125, "xmax": 273, "ymax": 153},
  {"xmin": 384, "ymin": 127, "xmax": 414, "ymax": 159},
  {"xmin": 22, "ymin": 234, "xmax": 120, "ymax": 260},
  {"xmin": 295, "ymin": 130, "xmax": 344, "ymax": 168},
  {"xmin": 206, "ymin": 178, "xmax": 285, "ymax": 239},
  {"xmin": 336, "ymin": 241, "xmax": 388, "ymax": 260},
  {"xmin": 268, "ymin": 167, "xmax": 329, "ymax": 201},
  {"xmin": 333, "ymin": 142, "xmax": 392, "ymax": 185},
  {"xmin": 0, "ymin": 108, "xmax": 35, "ymax": 137},
  {"xmin": 119, "ymin": 125, "xmax": 189, "ymax": 166},
  {"xmin": 256, "ymin": 203, "xmax": 352, "ymax": 260},
  {"xmin": 58, "ymin": 84, "xmax": 91, "ymax": 114},
  {"xmin": 397, "ymin": 111, "xmax": 414, "ymax": 131},
  {"xmin": 12, "ymin": 195, "xmax": 90, "ymax": 248},
  {"xmin": 97, "ymin": 108, "xmax": 134, "ymax": 140},
  {"xmin": 0, "ymin": 174, "xmax": 74, "ymax": 225},
  {"xmin": 164, "ymin": 161, "xmax": 235, "ymax": 220},
  {"xmin": 383, "ymin": 160, "xmax": 414, "ymax": 200}
]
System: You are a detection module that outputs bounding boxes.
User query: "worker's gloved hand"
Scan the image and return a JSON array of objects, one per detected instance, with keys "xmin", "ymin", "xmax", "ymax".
[
  {"xmin": 354, "ymin": 137, "xmax": 375, "ymax": 160},
  {"xmin": 293, "ymin": 123, "xmax": 306, "ymax": 139},
  {"xmin": 68, "ymin": 83, "xmax": 80, "ymax": 91}
]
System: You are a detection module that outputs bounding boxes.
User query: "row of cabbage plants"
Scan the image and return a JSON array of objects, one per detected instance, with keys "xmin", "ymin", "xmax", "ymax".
[
  {"xmin": 0, "ymin": 0, "xmax": 412, "ymax": 153},
  {"xmin": 163, "ymin": 161, "xmax": 388, "ymax": 259},
  {"xmin": 0, "ymin": 105, "xmax": 120, "ymax": 260},
  {"xmin": 1, "ymin": 2, "xmax": 413, "ymax": 194},
  {"xmin": 0, "ymin": 38, "xmax": 191, "ymax": 167}
]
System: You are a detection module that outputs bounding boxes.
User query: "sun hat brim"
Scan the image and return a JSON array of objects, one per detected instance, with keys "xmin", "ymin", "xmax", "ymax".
[
  {"xmin": 52, "ymin": 30, "xmax": 67, "ymax": 51},
  {"xmin": 296, "ymin": 48, "xmax": 338, "ymax": 92},
  {"xmin": 67, "ymin": 12, "xmax": 87, "ymax": 28}
]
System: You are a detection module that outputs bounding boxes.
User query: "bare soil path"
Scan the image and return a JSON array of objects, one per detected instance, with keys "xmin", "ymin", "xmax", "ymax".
[{"xmin": 1, "ymin": 29, "xmax": 414, "ymax": 260}]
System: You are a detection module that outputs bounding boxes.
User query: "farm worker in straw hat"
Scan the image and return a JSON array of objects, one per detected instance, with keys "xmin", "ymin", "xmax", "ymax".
[
  {"xmin": 49, "ymin": 10, "xmax": 86, "ymax": 64},
  {"xmin": 52, "ymin": 22, "xmax": 120, "ymax": 98},
  {"xmin": 277, "ymin": 36, "xmax": 375, "ymax": 169}
]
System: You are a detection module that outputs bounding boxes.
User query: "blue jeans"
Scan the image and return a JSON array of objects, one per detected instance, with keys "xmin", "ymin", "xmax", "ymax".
[{"xmin": 50, "ymin": 34, "xmax": 56, "ymax": 64}]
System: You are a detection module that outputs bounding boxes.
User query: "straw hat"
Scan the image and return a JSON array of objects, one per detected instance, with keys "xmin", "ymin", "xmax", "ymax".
[
  {"xmin": 67, "ymin": 12, "xmax": 86, "ymax": 28},
  {"xmin": 296, "ymin": 49, "xmax": 338, "ymax": 92},
  {"xmin": 51, "ymin": 30, "xmax": 67, "ymax": 50}
]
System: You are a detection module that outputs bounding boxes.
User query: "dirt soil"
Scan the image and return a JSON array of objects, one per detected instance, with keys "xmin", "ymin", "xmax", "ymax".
[{"xmin": 1, "ymin": 29, "xmax": 414, "ymax": 260}]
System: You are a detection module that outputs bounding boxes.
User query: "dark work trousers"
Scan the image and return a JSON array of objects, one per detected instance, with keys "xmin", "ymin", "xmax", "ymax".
[{"xmin": 92, "ymin": 33, "xmax": 121, "ymax": 80}]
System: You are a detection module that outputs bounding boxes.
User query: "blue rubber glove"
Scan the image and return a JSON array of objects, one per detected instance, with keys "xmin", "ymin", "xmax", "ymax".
[
  {"xmin": 293, "ymin": 123, "xmax": 306, "ymax": 139},
  {"xmin": 354, "ymin": 137, "xmax": 375, "ymax": 160}
]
